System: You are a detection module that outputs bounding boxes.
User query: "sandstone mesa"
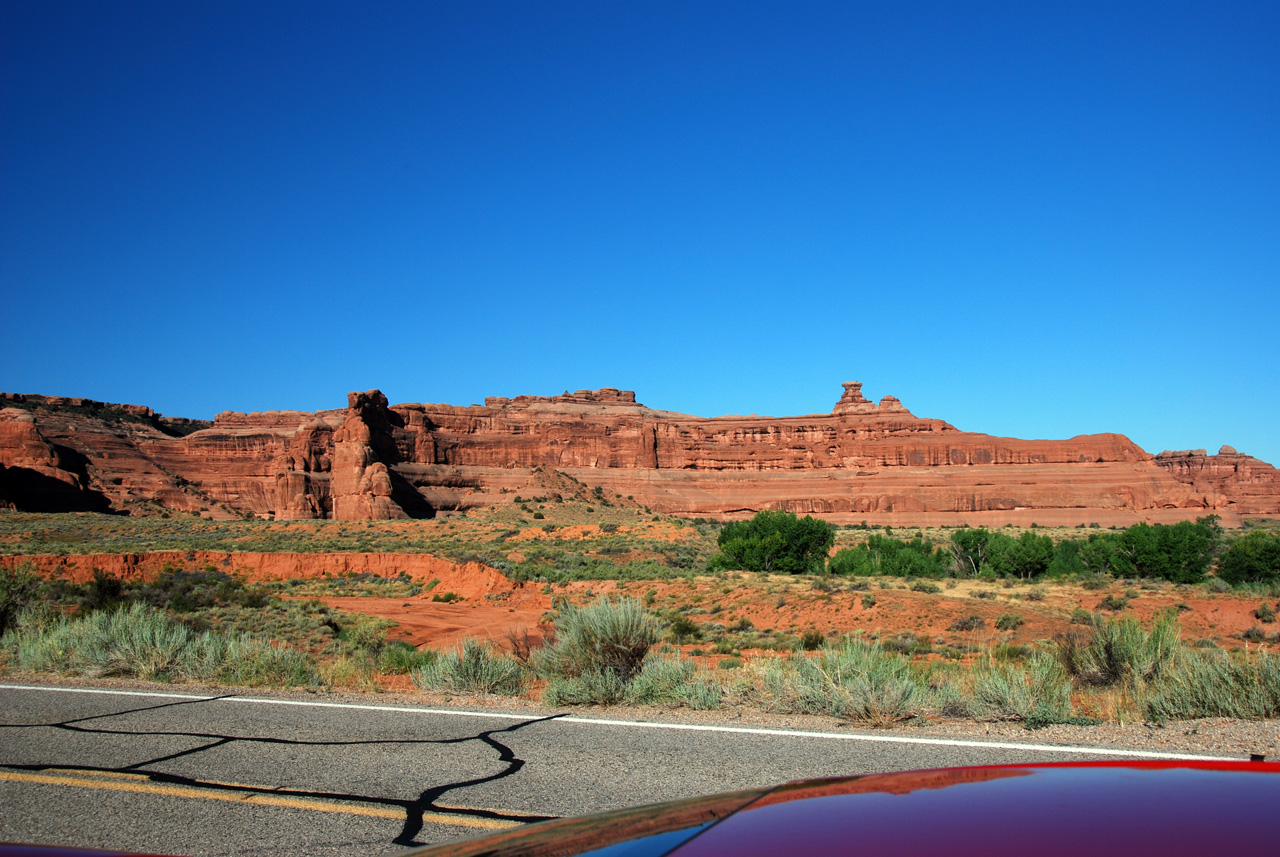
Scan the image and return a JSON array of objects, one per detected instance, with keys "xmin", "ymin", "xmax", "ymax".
[{"xmin": 1, "ymin": 383, "xmax": 1277, "ymax": 527}]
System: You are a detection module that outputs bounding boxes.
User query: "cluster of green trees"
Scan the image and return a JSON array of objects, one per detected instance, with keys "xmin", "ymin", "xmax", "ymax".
[
  {"xmin": 1218, "ymin": 530, "xmax": 1280, "ymax": 585},
  {"xmin": 708, "ymin": 510, "xmax": 835, "ymax": 574},
  {"xmin": 713, "ymin": 511, "xmax": 1279, "ymax": 585},
  {"xmin": 828, "ymin": 534, "xmax": 951, "ymax": 577}
]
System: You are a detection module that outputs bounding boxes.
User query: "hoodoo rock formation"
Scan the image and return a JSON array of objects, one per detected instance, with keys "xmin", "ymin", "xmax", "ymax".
[{"xmin": 2, "ymin": 385, "xmax": 1277, "ymax": 527}]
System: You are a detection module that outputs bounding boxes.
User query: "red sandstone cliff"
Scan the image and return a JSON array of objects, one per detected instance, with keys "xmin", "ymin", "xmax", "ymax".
[{"xmin": 1, "ymin": 384, "xmax": 1276, "ymax": 526}]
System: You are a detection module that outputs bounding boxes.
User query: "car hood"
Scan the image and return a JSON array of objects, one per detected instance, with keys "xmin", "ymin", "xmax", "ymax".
[{"xmin": 401, "ymin": 761, "xmax": 1280, "ymax": 857}]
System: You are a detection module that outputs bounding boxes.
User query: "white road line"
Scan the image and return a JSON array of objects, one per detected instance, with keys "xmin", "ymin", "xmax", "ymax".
[
  {"xmin": 229, "ymin": 695, "xmax": 545, "ymax": 721},
  {"xmin": 2, "ymin": 684, "xmax": 218, "ymax": 701},
  {"xmin": 556, "ymin": 715, "xmax": 1238, "ymax": 761},
  {"xmin": 0, "ymin": 683, "xmax": 1238, "ymax": 762}
]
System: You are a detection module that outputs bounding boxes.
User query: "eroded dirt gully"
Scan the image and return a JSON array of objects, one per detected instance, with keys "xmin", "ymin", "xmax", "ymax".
[{"xmin": 5, "ymin": 551, "xmax": 1277, "ymax": 654}]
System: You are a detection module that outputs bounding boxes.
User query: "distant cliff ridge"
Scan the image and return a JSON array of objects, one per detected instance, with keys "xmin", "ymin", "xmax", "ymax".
[{"xmin": 2, "ymin": 385, "xmax": 1277, "ymax": 526}]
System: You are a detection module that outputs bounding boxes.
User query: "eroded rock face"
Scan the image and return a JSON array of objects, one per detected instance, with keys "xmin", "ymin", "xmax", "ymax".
[
  {"xmin": 1154, "ymin": 447, "xmax": 1280, "ymax": 517},
  {"xmin": 0, "ymin": 408, "xmax": 106, "ymax": 512},
  {"xmin": 4, "ymin": 383, "xmax": 1277, "ymax": 525},
  {"xmin": 330, "ymin": 390, "xmax": 408, "ymax": 520}
]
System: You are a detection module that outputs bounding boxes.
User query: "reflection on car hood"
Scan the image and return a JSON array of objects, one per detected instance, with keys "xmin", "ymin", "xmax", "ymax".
[{"xmin": 401, "ymin": 761, "xmax": 1280, "ymax": 857}]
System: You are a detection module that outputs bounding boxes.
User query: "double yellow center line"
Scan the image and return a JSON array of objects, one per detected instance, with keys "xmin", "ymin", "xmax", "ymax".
[{"xmin": 0, "ymin": 769, "xmax": 522, "ymax": 831}]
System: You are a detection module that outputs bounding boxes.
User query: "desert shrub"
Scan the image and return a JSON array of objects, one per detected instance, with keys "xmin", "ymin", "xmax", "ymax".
[
  {"xmin": 83, "ymin": 568, "xmax": 124, "ymax": 611},
  {"xmin": 1254, "ymin": 603, "xmax": 1277, "ymax": 623},
  {"xmin": 1070, "ymin": 606, "xmax": 1093, "ymax": 625},
  {"xmin": 341, "ymin": 615, "xmax": 393, "ymax": 656},
  {"xmin": 756, "ymin": 639, "xmax": 923, "ymax": 726},
  {"xmin": 994, "ymin": 613, "xmax": 1024, "ymax": 632},
  {"xmin": 412, "ymin": 638, "xmax": 526, "ymax": 696},
  {"xmin": 379, "ymin": 641, "xmax": 435, "ymax": 674},
  {"xmin": 883, "ymin": 633, "xmax": 931, "ymax": 656},
  {"xmin": 542, "ymin": 668, "xmax": 628, "ymax": 705},
  {"xmin": 1240, "ymin": 626, "xmax": 1268, "ymax": 643},
  {"xmin": 1202, "ymin": 577, "xmax": 1232, "ymax": 594},
  {"xmin": 992, "ymin": 642, "xmax": 1031, "ymax": 661},
  {"xmin": 1097, "ymin": 593, "xmax": 1130, "ymax": 611},
  {"xmin": 949, "ymin": 615, "xmax": 985, "ymax": 632},
  {"xmin": 800, "ymin": 629, "xmax": 825, "ymax": 651},
  {"xmin": 861, "ymin": 593, "xmax": 877, "ymax": 609},
  {"xmin": 666, "ymin": 615, "xmax": 702, "ymax": 643},
  {"xmin": 709, "ymin": 639, "xmax": 738, "ymax": 656},
  {"xmin": 204, "ymin": 634, "xmax": 318, "ymax": 687},
  {"xmin": 1146, "ymin": 650, "xmax": 1280, "ymax": 721},
  {"xmin": 7, "ymin": 603, "xmax": 316, "ymax": 686},
  {"xmin": 911, "ymin": 581, "xmax": 942, "ymax": 594},
  {"xmin": 624, "ymin": 655, "xmax": 721, "ymax": 710},
  {"xmin": 972, "ymin": 654, "xmax": 1074, "ymax": 727},
  {"xmin": 431, "ymin": 591, "xmax": 462, "ymax": 603},
  {"xmin": 710, "ymin": 510, "xmax": 835, "ymax": 574},
  {"xmin": 1058, "ymin": 612, "xmax": 1180, "ymax": 688},
  {"xmin": 135, "ymin": 569, "xmax": 268, "ymax": 613},
  {"xmin": 0, "ymin": 562, "xmax": 39, "ymax": 636},
  {"xmin": 533, "ymin": 597, "xmax": 660, "ymax": 685}
]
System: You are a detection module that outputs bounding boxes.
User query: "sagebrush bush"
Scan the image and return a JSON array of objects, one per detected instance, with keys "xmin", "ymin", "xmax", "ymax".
[
  {"xmin": 756, "ymin": 639, "xmax": 923, "ymax": 726},
  {"xmin": 533, "ymin": 597, "xmax": 659, "ymax": 683},
  {"xmin": 994, "ymin": 613, "xmax": 1024, "ymax": 632},
  {"xmin": 543, "ymin": 668, "xmax": 628, "ymax": 705},
  {"xmin": 972, "ymin": 654, "xmax": 1074, "ymax": 726},
  {"xmin": 1058, "ymin": 611, "xmax": 1180, "ymax": 688},
  {"xmin": 412, "ymin": 638, "xmax": 525, "ymax": 696},
  {"xmin": 5, "ymin": 603, "xmax": 316, "ymax": 686},
  {"xmin": 1145, "ymin": 650, "xmax": 1280, "ymax": 721},
  {"xmin": 378, "ymin": 640, "xmax": 436, "ymax": 674},
  {"xmin": 624, "ymin": 655, "xmax": 722, "ymax": 710},
  {"xmin": 949, "ymin": 615, "xmax": 985, "ymax": 632}
]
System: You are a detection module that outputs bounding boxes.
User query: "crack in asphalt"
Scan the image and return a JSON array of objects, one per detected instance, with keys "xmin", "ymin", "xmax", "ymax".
[{"xmin": 0, "ymin": 696, "xmax": 563, "ymax": 846}]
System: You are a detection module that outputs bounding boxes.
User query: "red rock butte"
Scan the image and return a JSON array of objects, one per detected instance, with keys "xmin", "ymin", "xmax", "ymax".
[{"xmin": 2, "ymin": 384, "xmax": 1277, "ymax": 527}]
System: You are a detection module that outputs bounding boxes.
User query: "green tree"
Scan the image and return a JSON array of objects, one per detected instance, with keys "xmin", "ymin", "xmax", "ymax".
[
  {"xmin": 986, "ymin": 531, "xmax": 1055, "ymax": 579},
  {"xmin": 1046, "ymin": 538, "xmax": 1087, "ymax": 577},
  {"xmin": 1217, "ymin": 530, "xmax": 1280, "ymax": 585},
  {"xmin": 829, "ymin": 534, "xmax": 949, "ymax": 577},
  {"xmin": 711, "ymin": 510, "xmax": 835, "ymax": 574},
  {"xmin": 950, "ymin": 528, "xmax": 993, "ymax": 577},
  {"xmin": 1113, "ymin": 520, "xmax": 1215, "ymax": 583}
]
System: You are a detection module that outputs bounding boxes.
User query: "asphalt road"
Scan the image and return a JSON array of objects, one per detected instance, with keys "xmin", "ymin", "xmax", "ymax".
[{"xmin": 0, "ymin": 684, "xmax": 1235, "ymax": 857}]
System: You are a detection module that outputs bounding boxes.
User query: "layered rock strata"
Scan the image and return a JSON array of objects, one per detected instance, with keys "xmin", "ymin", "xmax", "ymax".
[{"xmin": 2, "ymin": 384, "xmax": 1277, "ymax": 526}]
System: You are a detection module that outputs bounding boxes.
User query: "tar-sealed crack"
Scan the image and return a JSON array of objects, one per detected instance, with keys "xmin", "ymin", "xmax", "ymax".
[{"xmin": 1, "ymin": 695, "xmax": 561, "ymax": 847}]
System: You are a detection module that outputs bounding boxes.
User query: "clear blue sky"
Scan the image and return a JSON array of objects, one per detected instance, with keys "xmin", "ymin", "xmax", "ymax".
[{"xmin": 3, "ymin": 2, "xmax": 1277, "ymax": 464}]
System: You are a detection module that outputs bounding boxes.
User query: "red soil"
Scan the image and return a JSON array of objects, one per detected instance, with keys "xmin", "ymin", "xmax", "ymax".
[{"xmin": 314, "ymin": 596, "xmax": 550, "ymax": 651}]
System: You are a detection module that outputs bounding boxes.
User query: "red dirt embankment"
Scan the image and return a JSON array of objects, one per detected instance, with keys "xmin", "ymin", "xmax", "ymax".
[{"xmin": 1, "ymin": 552, "xmax": 552, "ymax": 649}]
